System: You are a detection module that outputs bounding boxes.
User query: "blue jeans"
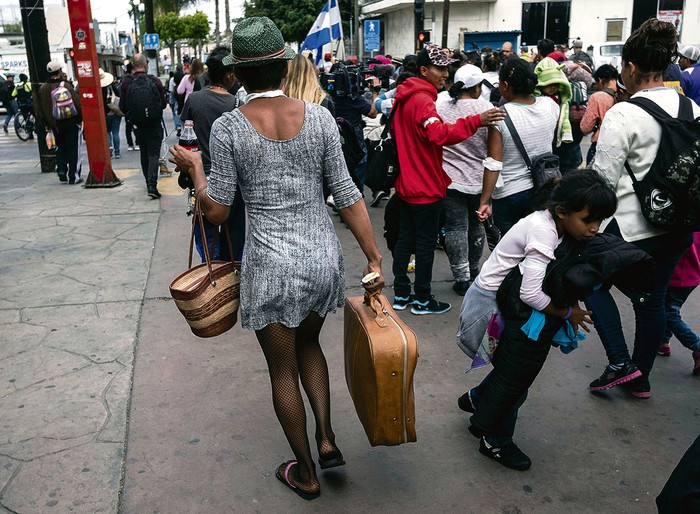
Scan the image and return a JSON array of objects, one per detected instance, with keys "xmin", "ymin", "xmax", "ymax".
[
  {"xmin": 4, "ymin": 99, "xmax": 18, "ymax": 127},
  {"xmin": 584, "ymin": 220, "xmax": 693, "ymax": 376},
  {"xmin": 169, "ymin": 101, "xmax": 181, "ymax": 129},
  {"xmin": 193, "ymin": 189, "xmax": 246, "ymax": 262},
  {"xmin": 492, "ymin": 188, "xmax": 534, "ymax": 235},
  {"xmin": 106, "ymin": 115, "xmax": 121, "ymax": 155},
  {"xmin": 664, "ymin": 286, "xmax": 700, "ymax": 350}
]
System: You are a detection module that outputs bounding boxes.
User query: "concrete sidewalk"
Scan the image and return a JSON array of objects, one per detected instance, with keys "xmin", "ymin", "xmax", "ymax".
[{"xmin": 1, "ymin": 150, "xmax": 699, "ymax": 513}]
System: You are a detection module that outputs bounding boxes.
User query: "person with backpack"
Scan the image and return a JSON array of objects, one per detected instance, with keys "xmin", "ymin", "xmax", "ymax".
[
  {"xmin": 119, "ymin": 53, "xmax": 168, "ymax": 198},
  {"xmin": 585, "ymin": 19, "xmax": 699, "ymax": 399},
  {"xmin": 1, "ymin": 73, "xmax": 18, "ymax": 134},
  {"xmin": 580, "ymin": 64, "xmax": 618, "ymax": 165},
  {"xmin": 37, "ymin": 61, "xmax": 83, "ymax": 183}
]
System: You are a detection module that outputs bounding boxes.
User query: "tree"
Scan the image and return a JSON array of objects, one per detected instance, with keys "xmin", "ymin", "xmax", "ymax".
[
  {"xmin": 154, "ymin": 0, "xmax": 197, "ymax": 16},
  {"xmin": 214, "ymin": 0, "xmax": 220, "ymax": 44},
  {"xmin": 244, "ymin": 0, "xmax": 353, "ymax": 45},
  {"xmin": 154, "ymin": 12, "xmax": 183, "ymax": 63},
  {"xmin": 182, "ymin": 12, "xmax": 211, "ymax": 58},
  {"xmin": 224, "ymin": 0, "xmax": 231, "ymax": 39}
]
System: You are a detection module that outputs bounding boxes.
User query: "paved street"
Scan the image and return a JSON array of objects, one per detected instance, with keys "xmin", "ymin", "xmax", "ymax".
[{"xmin": 0, "ymin": 126, "xmax": 698, "ymax": 514}]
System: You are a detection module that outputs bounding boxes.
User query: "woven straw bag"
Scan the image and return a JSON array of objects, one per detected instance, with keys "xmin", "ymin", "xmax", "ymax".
[{"xmin": 170, "ymin": 201, "xmax": 241, "ymax": 338}]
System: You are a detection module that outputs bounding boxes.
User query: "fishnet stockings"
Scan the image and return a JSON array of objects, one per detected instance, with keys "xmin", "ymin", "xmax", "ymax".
[{"xmin": 255, "ymin": 312, "xmax": 340, "ymax": 491}]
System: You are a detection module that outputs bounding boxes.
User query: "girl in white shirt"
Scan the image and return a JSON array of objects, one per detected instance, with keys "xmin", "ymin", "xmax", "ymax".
[{"xmin": 456, "ymin": 170, "xmax": 617, "ymax": 470}]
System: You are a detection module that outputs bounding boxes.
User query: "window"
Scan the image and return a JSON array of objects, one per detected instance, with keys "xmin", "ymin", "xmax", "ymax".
[
  {"xmin": 521, "ymin": 1, "xmax": 571, "ymax": 46},
  {"xmin": 606, "ymin": 19, "xmax": 624, "ymax": 41}
]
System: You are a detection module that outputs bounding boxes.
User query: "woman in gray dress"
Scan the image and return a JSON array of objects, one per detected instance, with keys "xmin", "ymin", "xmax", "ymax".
[{"xmin": 169, "ymin": 18, "xmax": 384, "ymax": 501}]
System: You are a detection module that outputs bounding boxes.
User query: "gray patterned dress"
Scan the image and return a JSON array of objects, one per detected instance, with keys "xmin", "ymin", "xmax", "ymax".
[{"xmin": 207, "ymin": 102, "xmax": 362, "ymax": 330}]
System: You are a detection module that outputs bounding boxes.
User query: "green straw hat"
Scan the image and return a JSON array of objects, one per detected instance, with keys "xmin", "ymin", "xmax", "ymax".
[{"xmin": 230, "ymin": 17, "xmax": 296, "ymax": 67}]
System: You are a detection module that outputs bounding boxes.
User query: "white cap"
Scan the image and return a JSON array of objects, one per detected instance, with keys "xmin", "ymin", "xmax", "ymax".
[
  {"xmin": 47, "ymin": 60, "xmax": 63, "ymax": 73},
  {"xmin": 454, "ymin": 64, "xmax": 485, "ymax": 89},
  {"xmin": 679, "ymin": 45, "xmax": 700, "ymax": 63}
]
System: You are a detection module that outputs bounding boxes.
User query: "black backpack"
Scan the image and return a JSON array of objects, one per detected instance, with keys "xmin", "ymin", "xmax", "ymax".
[
  {"xmin": 0, "ymin": 81, "xmax": 12, "ymax": 103},
  {"xmin": 126, "ymin": 73, "xmax": 163, "ymax": 127},
  {"xmin": 623, "ymin": 95, "xmax": 700, "ymax": 231}
]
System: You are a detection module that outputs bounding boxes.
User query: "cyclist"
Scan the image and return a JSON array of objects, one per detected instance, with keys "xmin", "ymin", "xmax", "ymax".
[{"xmin": 12, "ymin": 73, "xmax": 34, "ymax": 139}]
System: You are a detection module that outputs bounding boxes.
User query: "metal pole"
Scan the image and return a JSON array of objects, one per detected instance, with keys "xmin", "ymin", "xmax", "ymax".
[
  {"xmin": 143, "ymin": 0, "xmax": 158, "ymax": 75},
  {"xmin": 19, "ymin": 0, "xmax": 55, "ymax": 174},
  {"xmin": 441, "ymin": 0, "xmax": 449, "ymax": 48}
]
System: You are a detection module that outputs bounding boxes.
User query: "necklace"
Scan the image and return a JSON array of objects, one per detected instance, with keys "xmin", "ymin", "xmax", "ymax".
[
  {"xmin": 208, "ymin": 85, "xmax": 228, "ymax": 93},
  {"xmin": 244, "ymin": 89, "xmax": 286, "ymax": 104}
]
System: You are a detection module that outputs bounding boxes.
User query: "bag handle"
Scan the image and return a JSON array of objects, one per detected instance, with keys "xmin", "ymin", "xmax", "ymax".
[
  {"xmin": 503, "ymin": 107, "xmax": 533, "ymax": 169},
  {"xmin": 187, "ymin": 196, "xmax": 226, "ymax": 287},
  {"xmin": 363, "ymin": 291, "xmax": 389, "ymax": 328},
  {"xmin": 380, "ymin": 97, "xmax": 400, "ymax": 140}
]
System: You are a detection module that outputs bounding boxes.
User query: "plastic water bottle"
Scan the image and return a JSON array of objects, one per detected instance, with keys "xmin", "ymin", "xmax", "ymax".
[{"xmin": 177, "ymin": 120, "xmax": 198, "ymax": 190}]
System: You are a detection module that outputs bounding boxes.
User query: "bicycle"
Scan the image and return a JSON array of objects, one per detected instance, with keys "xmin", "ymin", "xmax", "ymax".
[{"xmin": 14, "ymin": 105, "xmax": 35, "ymax": 141}]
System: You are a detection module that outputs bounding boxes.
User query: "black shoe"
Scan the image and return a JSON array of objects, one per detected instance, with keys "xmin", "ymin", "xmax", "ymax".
[
  {"xmin": 624, "ymin": 376, "xmax": 651, "ymax": 399},
  {"xmin": 589, "ymin": 361, "xmax": 642, "ymax": 391},
  {"xmin": 147, "ymin": 188, "xmax": 161, "ymax": 199},
  {"xmin": 369, "ymin": 190, "xmax": 387, "ymax": 207},
  {"xmin": 392, "ymin": 294, "xmax": 415, "ymax": 311},
  {"xmin": 453, "ymin": 281, "xmax": 470, "ymax": 296},
  {"xmin": 458, "ymin": 390, "xmax": 475, "ymax": 413},
  {"xmin": 58, "ymin": 172, "xmax": 68, "ymax": 182},
  {"xmin": 479, "ymin": 437, "xmax": 532, "ymax": 471},
  {"xmin": 411, "ymin": 297, "xmax": 451, "ymax": 315}
]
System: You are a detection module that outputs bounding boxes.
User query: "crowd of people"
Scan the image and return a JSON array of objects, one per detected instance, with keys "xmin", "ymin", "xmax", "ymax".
[{"xmin": 10, "ymin": 14, "xmax": 699, "ymax": 507}]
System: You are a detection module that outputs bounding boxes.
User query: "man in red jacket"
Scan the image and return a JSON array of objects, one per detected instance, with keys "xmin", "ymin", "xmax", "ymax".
[{"xmin": 391, "ymin": 43, "xmax": 504, "ymax": 315}]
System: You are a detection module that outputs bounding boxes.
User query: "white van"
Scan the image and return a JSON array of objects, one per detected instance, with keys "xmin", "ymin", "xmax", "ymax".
[{"xmin": 590, "ymin": 42, "xmax": 624, "ymax": 71}]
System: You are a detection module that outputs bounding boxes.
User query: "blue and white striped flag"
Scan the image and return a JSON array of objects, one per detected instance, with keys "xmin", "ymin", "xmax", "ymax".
[{"xmin": 299, "ymin": 0, "xmax": 343, "ymax": 64}]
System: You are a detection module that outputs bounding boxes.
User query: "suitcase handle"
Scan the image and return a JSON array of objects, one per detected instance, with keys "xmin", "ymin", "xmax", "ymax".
[{"xmin": 364, "ymin": 292, "xmax": 389, "ymax": 328}]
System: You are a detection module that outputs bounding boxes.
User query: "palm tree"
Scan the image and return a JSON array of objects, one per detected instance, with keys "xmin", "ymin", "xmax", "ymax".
[
  {"xmin": 154, "ymin": 0, "xmax": 197, "ymax": 16},
  {"xmin": 224, "ymin": 0, "xmax": 231, "ymax": 40},
  {"xmin": 214, "ymin": 0, "xmax": 220, "ymax": 44}
]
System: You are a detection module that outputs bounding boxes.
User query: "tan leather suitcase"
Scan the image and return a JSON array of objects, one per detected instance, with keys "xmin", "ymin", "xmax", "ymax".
[{"xmin": 344, "ymin": 292, "xmax": 418, "ymax": 446}]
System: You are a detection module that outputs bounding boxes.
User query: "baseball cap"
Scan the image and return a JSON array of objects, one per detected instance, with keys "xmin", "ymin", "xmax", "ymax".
[
  {"xmin": 416, "ymin": 43, "xmax": 458, "ymax": 68},
  {"xmin": 679, "ymin": 45, "xmax": 700, "ymax": 62},
  {"xmin": 47, "ymin": 60, "xmax": 63, "ymax": 73},
  {"xmin": 454, "ymin": 64, "xmax": 484, "ymax": 89},
  {"xmin": 572, "ymin": 39, "xmax": 583, "ymax": 48}
]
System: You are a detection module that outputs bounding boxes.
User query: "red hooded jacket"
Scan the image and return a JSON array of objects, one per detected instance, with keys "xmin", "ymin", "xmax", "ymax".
[{"xmin": 391, "ymin": 77, "xmax": 482, "ymax": 204}]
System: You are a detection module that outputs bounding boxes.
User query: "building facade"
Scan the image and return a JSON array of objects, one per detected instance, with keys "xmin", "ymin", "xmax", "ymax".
[{"xmin": 360, "ymin": 0, "xmax": 699, "ymax": 59}]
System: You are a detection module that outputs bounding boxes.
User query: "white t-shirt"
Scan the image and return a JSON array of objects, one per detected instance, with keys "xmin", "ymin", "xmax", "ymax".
[
  {"xmin": 593, "ymin": 87, "xmax": 700, "ymax": 242},
  {"xmin": 436, "ymin": 96, "xmax": 493, "ymax": 194},
  {"xmin": 481, "ymin": 71, "xmax": 499, "ymax": 102},
  {"xmin": 475, "ymin": 209, "xmax": 563, "ymax": 311},
  {"xmin": 492, "ymin": 96, "xmax": 559, "ymax": 200}
]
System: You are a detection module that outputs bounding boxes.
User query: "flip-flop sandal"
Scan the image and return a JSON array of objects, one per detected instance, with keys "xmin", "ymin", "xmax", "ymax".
[
  {"xmin": 275, "ymin": 461, "xmax": 320, "ymax": 501},
  {"xmin": 318, "ymin": 455, "xmax": 346, "ymax": 470}
]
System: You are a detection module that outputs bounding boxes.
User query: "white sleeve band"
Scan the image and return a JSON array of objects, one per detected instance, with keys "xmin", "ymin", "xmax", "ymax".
[
  {"xmin": 483, "ymin": 157, "xmax": 503, "ymax": 171},
  {"xmin": 423, "ymin": 117, "xmax": 440, "ymax": 128}
]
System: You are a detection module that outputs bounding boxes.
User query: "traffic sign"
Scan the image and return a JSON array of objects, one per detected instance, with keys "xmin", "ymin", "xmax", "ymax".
[
  {"xmin": 143, "ymin": 33, "xmax": 160, "ymax": 50},
  {"xmin": 364, "ymin": 20, "xmax": 380, "ymax": 53}
]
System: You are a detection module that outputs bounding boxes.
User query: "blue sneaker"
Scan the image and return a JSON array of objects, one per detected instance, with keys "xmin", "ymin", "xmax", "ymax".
[
  {"xmin": 411, "ymin": 297, "xmax": 451, "ymax": 315},
  {"xmin": 392, "ymin": 295, "xmax": 415, "ymax": 311}
]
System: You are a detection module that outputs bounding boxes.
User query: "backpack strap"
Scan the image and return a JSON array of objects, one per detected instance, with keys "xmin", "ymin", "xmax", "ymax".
[
  {"xmin": 678, "ymin": 94, "xmax": 694, "ymax": 121},
  {"xmin": 627, "ymin": 96, "xmax": 675, "ymax": 120},
  {"xmin": 503, "ymin": 106, "xmax": 533, "ymax": 169},
  {"xmin": 380, "ymin": 98, "xmax": 399, "ymax": 139},
  {"xmin": 602, "ymin": 88, "xmax": 616, "ymax": 100},
  {"xmin": 624, "ymin": 161, "xmax": 639, "ymax": 186}
]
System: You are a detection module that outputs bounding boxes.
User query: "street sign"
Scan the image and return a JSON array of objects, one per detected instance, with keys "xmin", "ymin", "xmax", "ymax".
[
  {"xmin": 364, "ymin": 20, "xmax": 380, "ymax": 53},
  {"xmin": 143, "ymin": 33, "xmax": 160, "ymax": 50}
]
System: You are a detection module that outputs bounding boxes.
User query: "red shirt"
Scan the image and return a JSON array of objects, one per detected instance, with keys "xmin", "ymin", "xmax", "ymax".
[{"xmin": 391, "ymin": 78, "xmax": 482, "ymax": 204}]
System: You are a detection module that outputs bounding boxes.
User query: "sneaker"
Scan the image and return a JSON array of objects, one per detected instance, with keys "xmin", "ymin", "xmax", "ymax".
[
  {"xmin": 134, "ymin": 145, "xmax": 140, "ymax": 151},
  {"xmin": 692, "ymin": 350, "xmax": 700, "ymax": 375},
  {"xmin": 453, "ymin": 281, "xmax": 470, "ymax": 296},
  {"xmin": 127, "ymin": 146, "xmax": 135, "ymax": 151},
  {"xmin": 479, "ymin": 437, "xmax": 532, "ymax": 471},
  {"xmin": 624, "ymin": 376, "xmax": 651, "ymax": 399},
  {"xmin": 411, "ymin": 297, "xmax": 451, "ymax": 315},
  {"xmin": 114, "ymin": 152, "xmax": 121, "ymax": 159},
  {"xmin": 458, "ymin": 390, "xmax": 475, "ymax": 413},
  {"xmin": 159, "ymin": 162, "xmax": 172, "ymax": 175},
  {"xmin": 58, "ymin": 172, "xmax": 68, "ymax": 183},
  {"xmin": 73, "ymin": 177, "xmax": 83, "ymax": 185},
  {"xmin": 589, "ymin": 360, "xmax": 642, "ymax": 391},
  {"xmin": 2, "ymin": 124, "xmax": 7, "ymax": 134},
  {"xmin": 369, "ymin": 190, "xmax": 387, "ymax": 207},
  {"xmin": 657, "ymin": 342, "xmax": 671, "ymax": 357},
  {"xmin": 392, "ymin": 295, "xmax": 415, "ymax": 311},
  {"xmin": 147, "ymin": 188, "xmax": 161, "ymax": 199}
]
